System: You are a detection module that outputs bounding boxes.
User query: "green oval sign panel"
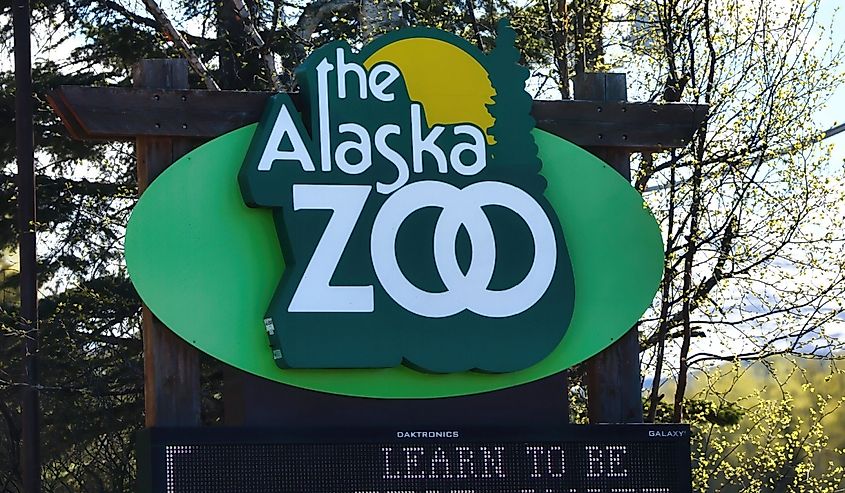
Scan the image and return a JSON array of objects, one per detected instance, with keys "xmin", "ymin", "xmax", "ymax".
[{"xmin": 125, "ymin": 23, "xmax": 664, "ymax": 398}]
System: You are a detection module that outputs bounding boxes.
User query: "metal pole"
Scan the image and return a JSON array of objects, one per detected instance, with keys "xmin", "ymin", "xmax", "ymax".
[{"xmin": 13, "ymin": 0, "xmax": 41, "ymax": 488}]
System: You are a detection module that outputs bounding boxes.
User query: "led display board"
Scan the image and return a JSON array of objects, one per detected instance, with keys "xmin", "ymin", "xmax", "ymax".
[{"xmin": 137, "ymin": 426, "xmax": 691, "ymax": 493}]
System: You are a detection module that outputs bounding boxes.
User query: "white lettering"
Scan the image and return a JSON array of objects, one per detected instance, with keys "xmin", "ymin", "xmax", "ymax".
[
  {"xmin": 287, "ymin": 185, "xmax": 374, "ymax": 312},
  {"xmin": 371, "ymin": 181, "xmax": 556, "ymax": 318},
  {"xmin": 479, "ymin": 446, "xmax": 505, "ymax": 478},
  {"xmin": 607, "ymin": 445, "xmax": 627, "ymax": 477},
  {"xmin": 430, "ymin": 447, "xmax": 452, "ymax": 478},
  {"xmin": 456, "ymin": 446, "xmax": 475, "ymax": 478},
  {"xmin": 586, "ymin": 446, "xmax": 603, "ymax": 477},
  {"xmin": 449, "ymin": 125, "xmax": 486, "ymax": 175},
  {"xmin": 547, "ymin": 446, "xmax": 564, "ymax": 478},
  {"xmin": 525, "ymin": 446, "xmax": 564, "ymax": 478},
  {"xmin": 257, "ymin": 104, "xmax": 314, "ymax": 172},
  {"xmin": 382, "ymin": 447, "xmax": 401, "ymax": 479},
  {"xmin": 375, "ymin": 124, "xmax": 409, "ymax": 194},
  {"xmin": 316, "ymin": 58, "xmax": 334, "ymax": 172},
  {"xmin": 336, "ymin": 48, "xmax": 367, "ymax": 99},
  {"xmin": 369, "ymin": 63, "xmax": 401, "ymax": 102},
  {"xmin": 411, "ymin": 103, "xmax": 448, "ymax": 173},
  {"xmin": 526, "ymin": 446, "xmax": 544, "ymax": 478},
  {"xmin": 335, "ymin": 123, "xmax": 372, "ymax": 174},
  {"xmin": 404, "ymin": 447, "xmax": 426, "ymax": 479}
]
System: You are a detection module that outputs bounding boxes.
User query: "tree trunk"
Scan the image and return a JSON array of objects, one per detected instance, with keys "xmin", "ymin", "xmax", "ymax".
[{"xmin": 359, "ymin": 0, "xmax": 405, "ymax": 41}]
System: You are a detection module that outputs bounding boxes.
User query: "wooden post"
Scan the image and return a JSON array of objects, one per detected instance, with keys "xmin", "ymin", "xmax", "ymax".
[
  {"xmin": 134, "ymin": 59, "xmax": 201, "ymax": 427},
  {"xmin": 575, "ymin": 72, "xmax": 644, "ymax": 424}
]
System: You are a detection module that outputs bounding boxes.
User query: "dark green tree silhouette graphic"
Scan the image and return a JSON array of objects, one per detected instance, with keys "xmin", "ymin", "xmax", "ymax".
[{"xmin": 486, "ymin": 19, "xmax": 545, "ymax": 195}]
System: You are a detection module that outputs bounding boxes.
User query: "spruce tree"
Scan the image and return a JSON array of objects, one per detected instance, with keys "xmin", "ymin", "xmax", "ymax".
[{"xmin": 486, "ymin": 18, "xmax": 543, "ymax": 192}]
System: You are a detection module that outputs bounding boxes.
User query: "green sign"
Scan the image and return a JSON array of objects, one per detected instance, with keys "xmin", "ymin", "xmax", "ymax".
[
  {"xmin": 125, "ymin": 22, "xmax": 664, "ymax": 397},
  {"xmin": 238, "ymin": 24, "xmax": 573, "ymax": 373}
]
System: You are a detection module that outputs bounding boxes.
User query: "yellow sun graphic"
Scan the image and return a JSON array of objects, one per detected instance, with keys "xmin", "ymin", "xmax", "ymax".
[{"xmin": 364, "ymin": 38, "xmax": 496, "ymax": 143}]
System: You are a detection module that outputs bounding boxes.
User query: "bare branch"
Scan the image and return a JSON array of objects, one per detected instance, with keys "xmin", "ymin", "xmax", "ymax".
[
  {"xmin": 138, "ymin": 0, "xmax": 222, "ymax": 90},
  {"xmin": 230, "ymin": 0, "xmax": 283, "ymax": 90}
]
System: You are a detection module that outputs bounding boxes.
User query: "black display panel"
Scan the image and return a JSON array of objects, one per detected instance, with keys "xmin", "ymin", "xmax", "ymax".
[{"xmin": 137, "ymin": 426, "xmax": 691, "ymax": 493}]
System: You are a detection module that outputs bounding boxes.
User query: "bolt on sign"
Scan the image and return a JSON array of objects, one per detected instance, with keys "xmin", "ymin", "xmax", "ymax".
[{"xmin": 125, "ymin": 21, "xmax": 665, "ymax": 397}]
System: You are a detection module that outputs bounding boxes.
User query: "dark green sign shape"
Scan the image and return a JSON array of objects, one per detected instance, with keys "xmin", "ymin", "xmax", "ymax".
[
  {"xmin": 237, "ymin": 24, "xmax": 574, "ymax": 373},
  {"xmin": 124, "ymin": 125, "xmax": 664, "ymax": 398}
]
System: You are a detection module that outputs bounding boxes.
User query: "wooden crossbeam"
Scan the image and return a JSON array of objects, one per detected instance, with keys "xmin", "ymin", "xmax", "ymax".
[{"xmin": 48, "ymin": 86, "xmax": 707, "ymax": 151}]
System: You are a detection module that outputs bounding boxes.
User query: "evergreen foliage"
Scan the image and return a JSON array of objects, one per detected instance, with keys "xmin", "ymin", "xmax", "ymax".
[{"xmin": 486, "ymin": 18, "xmax": 544, "ymax": 193}]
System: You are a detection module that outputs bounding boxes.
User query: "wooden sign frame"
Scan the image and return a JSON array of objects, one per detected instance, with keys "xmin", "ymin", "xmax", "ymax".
[{"xmin": 47, "ymin": 59, "xmax": 707, "ymax": 428}]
